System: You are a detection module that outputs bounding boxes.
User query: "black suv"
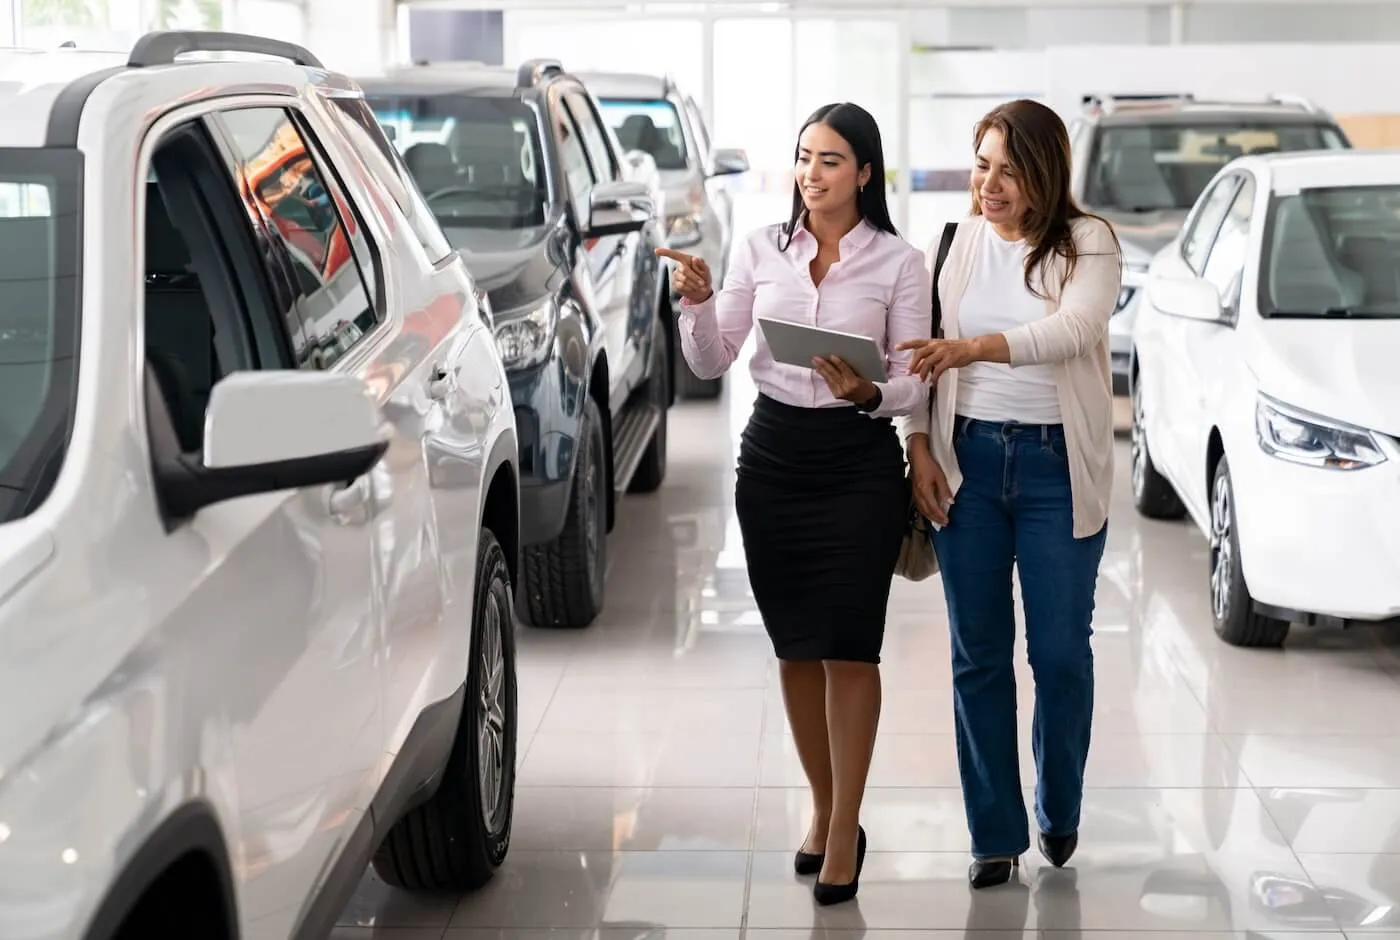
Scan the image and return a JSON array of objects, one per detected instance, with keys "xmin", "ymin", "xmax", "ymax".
[{"xmin": 361, "ymin": 59, "xmax": 672, "ymax": 630}]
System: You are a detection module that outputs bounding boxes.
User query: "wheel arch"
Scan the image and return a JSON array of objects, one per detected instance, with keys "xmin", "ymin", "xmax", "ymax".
[
  {"xmin": 81, "ymin": 801, "xmax": 238, "ymax": 940},
  {"xmin": 586, "ymin": 351, "xmax": 614, "ymax": 529},
  {"xmin": 1206, "ymin": 425, "xmax": 1225, "ymax": 493},
  {"xmin": 481, "ymin": 430, "xmax": 521, "ymax": 590}
]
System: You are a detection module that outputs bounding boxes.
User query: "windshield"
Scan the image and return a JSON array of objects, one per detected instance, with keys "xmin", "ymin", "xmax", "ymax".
[
  {"xmin": 1260, "ymin": 184, "xmax": 1400, "ymax": 319},
  {"xmin": 366, "ymin": 93, "xmax": 547, "ymax": 230},
  {"xmin": 597, "ymin": 98, "xmax": 689, "ymax": 170},
  {"xmin": 1086, "ymin": 122, "xmax": 1348, "ymax": 212},
  {"xmin": 0, "ymin": 149, "xmax": 82, "ymax": 523}
]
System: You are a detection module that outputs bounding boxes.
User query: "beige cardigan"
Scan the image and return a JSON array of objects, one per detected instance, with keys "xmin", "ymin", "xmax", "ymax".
[{"xmin": 901, "ymin": 214, "xmax": 1123, "ymax": 539}]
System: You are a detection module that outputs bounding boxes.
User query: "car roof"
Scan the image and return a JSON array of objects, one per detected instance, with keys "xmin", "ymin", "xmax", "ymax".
[
  {"xmin": 0, "ymin": 33, "xmax": 346, "ymax": 149},
  {"xmin": 1245, "ymin": 150, "xmax": 1400, "ymax": 193},
  {"xmin": 573, "ymin": 70, "xmax": 672, "ymax": 100},
  {"xmin": 1085, "ymin": 94, "xmax": 1339, "ymax": 127}
]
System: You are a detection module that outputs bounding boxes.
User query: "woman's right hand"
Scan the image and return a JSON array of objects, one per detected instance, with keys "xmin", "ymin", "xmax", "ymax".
[
  {"xmin": 908, "ymin": 444, "xmax": 953, "ymax": 526},
  {"xmin": 656, "ymin": 248, "xmax": 713, "ymax": 304}
]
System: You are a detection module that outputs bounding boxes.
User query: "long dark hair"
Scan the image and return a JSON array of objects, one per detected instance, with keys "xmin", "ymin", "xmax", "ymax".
[
  {"xmin": 779, "ymin": 102, "xmax": 898, "ymax": 251},
  {"xmin": 972, "ymin": 98, "xmax": 1119, "ymax": 296}
]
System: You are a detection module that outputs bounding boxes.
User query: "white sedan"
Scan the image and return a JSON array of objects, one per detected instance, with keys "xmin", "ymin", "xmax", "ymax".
[{"xmin": 1129, "ymin": 149, "xmax": 1400, "ymax": 648}]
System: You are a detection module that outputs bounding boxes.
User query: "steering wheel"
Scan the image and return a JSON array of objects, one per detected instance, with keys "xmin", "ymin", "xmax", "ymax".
[{"xmin": 425, "ymin": 186, "xmax": 479, "ymax": 206}]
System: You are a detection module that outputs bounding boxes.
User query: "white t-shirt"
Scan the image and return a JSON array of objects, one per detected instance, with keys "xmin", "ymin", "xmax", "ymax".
[{"xmin": 955, "ymin": 232, "xmax": 1063, "ymax": 424}]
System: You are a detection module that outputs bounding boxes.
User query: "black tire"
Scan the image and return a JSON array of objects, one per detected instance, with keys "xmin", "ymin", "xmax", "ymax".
[
  {"xmin": 372, "ymin": 527, "xmax": 518, "ymax": 890},
  {"xmin": 1130, "ymin": 370, "xmax": 1187, "ymax": 520},
  {"xmin": 630, "ymin": 326, "xmax": 669, "ymax": 494},
  {"xmin": 1209, "ymin": 456, "xmax": 1290, "ymax": 648},
  {"xmin": 521, "ymin": 396, "xmax": 607, "ymax": 628}
]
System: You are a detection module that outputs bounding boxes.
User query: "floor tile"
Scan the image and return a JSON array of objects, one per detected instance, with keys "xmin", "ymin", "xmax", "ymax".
[
  {"xmin": 520, "ymin": 732, "xmax": 762, "ymax": 788},
  {"xmin": 512, "ymin": 786, "xmax": 755, "ymax": 852}
]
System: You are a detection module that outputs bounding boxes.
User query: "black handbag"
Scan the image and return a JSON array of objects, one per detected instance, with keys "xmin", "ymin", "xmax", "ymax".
[{"xmin": 894, "ymin": 221, "xmax": 958, "ymax": 582}]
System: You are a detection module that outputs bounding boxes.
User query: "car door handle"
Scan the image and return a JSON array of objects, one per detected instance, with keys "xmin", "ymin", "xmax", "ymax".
[
  {"xmin": 429, "ymin": 363, "xmax": 457, "ymax": 401},
  {"xmin": 328, "ymin": 475, "xmax": 375, "ymax": 525}
]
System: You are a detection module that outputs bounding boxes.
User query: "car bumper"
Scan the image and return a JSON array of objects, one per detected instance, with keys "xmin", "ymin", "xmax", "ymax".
[
  {"xmin": 508, "ymin": 359, "xmax": 585, "ymax": 547},
  {"xmin": 1231, "ymin": 437, "xmax": 1400, "ymax": 623}
]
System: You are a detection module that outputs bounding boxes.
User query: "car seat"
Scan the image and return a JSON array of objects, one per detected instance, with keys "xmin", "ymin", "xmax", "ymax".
[
  {"xmin": 403, "ymin": 142, "xmax": 461, "ymax": 196},
  {"xmin": 1106, "ymin": 140, "xmax": 1175, "ymax": 210},
  {"xmin": 457, "ymin": 122, "xmax": 525, "ymax": 187},
  {"xmin": 617, "ymin": 114, "xmax": 684, "ymax": 169},
  {"xmin": 1336, "ymin": 234, "xmax": 1400, "ymax": 306},
  {"xmin": 1267, "ymin": 198, "xmax": 1367, "ymax": 312}
]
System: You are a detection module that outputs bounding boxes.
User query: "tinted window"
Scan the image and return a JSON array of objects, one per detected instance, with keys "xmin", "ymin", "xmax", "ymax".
[
  {"xmin": 564, "ymin": 92, "xmax": 618, "ymax": 182},
  {"xmin": 1202, "ymin": 176, "xmax": 1256, "ymax": 311},
  {"xmin": 218, "ymin": 108, "xmax": 379, "ymax": 370},
  {"xmin": 328, "ymin": 95, "xmax": 454, "ymax": 263},
  {"xmin": 1182, "ymin": 176, "xmax": 1241, "ymax": 273},
  {"xmin": 0, "ymin": 149, "xmax": 81, "ymax": 523},
  {"xmin": 1086, "ymin": 122, "xmax": 1347, "ymax": 212},
  {"xmin": 367, "ymin": 93, "xmax": 547, "ymax": 231},
  {"xmin": 598, "ymin": 97, "xmax": 689, "ymax": 170},
  {"xmin": 1262, "ymin": 184, "xmax": 1400, "ymax": 318}
]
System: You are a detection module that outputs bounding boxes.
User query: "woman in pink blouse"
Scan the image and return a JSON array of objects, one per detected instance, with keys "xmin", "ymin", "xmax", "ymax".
[{"xmin": 658, "ymin": 101, "xmax": 931, "ymax": 907}]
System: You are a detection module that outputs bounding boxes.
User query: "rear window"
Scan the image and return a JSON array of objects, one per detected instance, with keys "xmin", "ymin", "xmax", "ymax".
[
  {"xmin": 0, "ymin": 149, "xmax": 83, "ymax": 523},
  {"xmin": 1086, "ymin": 121, "xmax": 1349, "ymax": 212},
  {"xmin": 596, "ymin": 98, "xmax": 689, "ymax": 170}
]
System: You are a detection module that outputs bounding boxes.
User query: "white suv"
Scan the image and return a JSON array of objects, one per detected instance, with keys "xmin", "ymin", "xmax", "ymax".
[{"xmin": 0, "ymin": 31, "xmax": 521, "ymax": 940}]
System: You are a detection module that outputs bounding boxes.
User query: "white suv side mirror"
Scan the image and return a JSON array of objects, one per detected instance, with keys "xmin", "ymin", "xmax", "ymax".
[
  {"xmin": 153, "ymin": 370, "xmax": 389, "ymax": 521},
  {"xmin": 587, "ymin": 179, "xmax": 654, "ymax": 238}
]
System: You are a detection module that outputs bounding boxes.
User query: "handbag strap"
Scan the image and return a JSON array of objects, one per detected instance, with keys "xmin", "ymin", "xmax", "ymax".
[{"xmin": 923, "ymin": 221, "xmax": 958, "ymax": 421}]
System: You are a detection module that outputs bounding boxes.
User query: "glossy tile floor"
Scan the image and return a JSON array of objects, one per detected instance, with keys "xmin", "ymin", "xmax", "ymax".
[{"xmin": 335, "ymin": 202, "xmax": 1400, "ymax": 940}]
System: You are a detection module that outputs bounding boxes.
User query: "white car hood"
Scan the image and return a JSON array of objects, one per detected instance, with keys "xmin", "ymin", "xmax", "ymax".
[{"xmin": 1249, "ymin": 319, "xmax": 1400, "ymax": 438}]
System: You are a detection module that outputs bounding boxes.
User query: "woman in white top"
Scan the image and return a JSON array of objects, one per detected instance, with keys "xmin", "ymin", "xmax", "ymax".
[{"xmin": 896, "ymin": 99, "xmax": 1122, "ymax": 889}]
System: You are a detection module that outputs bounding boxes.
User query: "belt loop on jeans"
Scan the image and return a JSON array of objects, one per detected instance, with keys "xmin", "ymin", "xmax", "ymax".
[{"xmin": 1041, "ymin": 424, "xmax": 1049, "ymax": 445}]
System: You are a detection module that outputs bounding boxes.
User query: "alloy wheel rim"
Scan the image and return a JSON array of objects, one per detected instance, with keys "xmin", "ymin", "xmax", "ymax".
[
  {"xmin": 1209, "ymin": 473, "xmax": 1233, "ymax": 622},
  {"xmin": 583, "ymin": 445, "xmax": 600, "ymax": 566},
  {"xmin": 477, "ymin": 586, "xmax": 507, "ymax": 827},
  {"xmin": 1131, "ymin": 382, "xmax": 1147, "ymax": 499}
]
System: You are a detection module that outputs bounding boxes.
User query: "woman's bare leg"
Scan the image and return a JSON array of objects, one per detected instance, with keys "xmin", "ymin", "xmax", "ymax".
[
  {"xmin": 820, "ymin": 659, "xmax": 882, "ymax": 884},
  {"xmin": 779, "ymin": 659, "xmax": 834, "ymax": 853}
]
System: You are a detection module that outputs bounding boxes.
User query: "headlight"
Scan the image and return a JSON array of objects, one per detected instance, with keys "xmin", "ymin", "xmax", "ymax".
[
  {"xmin": 1255, "ymin": 394, "xmax": 1390, "ymax": 470},
  {"xmin": 667, "ymin": 213, "xmax": 703, "ymax": 248},
  {"xmin": 492, "ymin": 301, "xmax": 557, "ymax": 369}
]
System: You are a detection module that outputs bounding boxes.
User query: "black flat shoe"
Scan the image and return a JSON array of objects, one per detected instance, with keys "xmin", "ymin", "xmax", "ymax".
[
  {"xmin": 1039, "ymin": 831, "xmax": 1078, "ymax": 868},
  {"xmin": 813, "ymin": 825, "xmax": 867, "ymax": 906},
  {"xmin": 968, "ymin": 856, "xmax": 1018, "ymax": 889}
]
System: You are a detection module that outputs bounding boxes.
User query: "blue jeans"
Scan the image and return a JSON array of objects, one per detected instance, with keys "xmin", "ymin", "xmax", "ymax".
[{"xmin": 932, "ymin": 416, "xmax": 1108, "ymax": 859}]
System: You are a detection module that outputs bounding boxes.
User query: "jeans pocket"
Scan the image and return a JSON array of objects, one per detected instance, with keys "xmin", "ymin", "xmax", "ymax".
[{"xmin": 1041, "ymin": 433, "xmax": 1069, "ymax": 461}]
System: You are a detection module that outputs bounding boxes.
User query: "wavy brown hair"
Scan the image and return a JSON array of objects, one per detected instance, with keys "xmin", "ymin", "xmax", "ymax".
[{"xmin": 971, "ymin": 99, "xmax": 1119, "ymax": 298}]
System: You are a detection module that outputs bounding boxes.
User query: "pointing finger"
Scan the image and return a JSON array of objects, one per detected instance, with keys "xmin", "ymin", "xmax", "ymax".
[{"xmin": 655, "ymin": 248, "xmax": 698, "ymax": 268}]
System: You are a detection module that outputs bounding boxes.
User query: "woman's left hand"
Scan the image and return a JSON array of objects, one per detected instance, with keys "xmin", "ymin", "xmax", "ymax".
[
  {"xmin": 896, "ymin": 337, "xmax": 978, "ymax": 384},
  {"xmin": 812, "ymin": 355, "xmax": 878, "ymax": 406}
]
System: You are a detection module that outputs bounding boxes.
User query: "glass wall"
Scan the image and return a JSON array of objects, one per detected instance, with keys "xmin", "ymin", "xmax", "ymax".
[{"xmin": 16, "ymin": 0, "xmax": 225, "ymax": 46}]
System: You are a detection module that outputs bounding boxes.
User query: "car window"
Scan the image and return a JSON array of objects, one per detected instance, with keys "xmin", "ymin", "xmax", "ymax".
[
  {"xmin": 328, "ymin": 95, "xmax": 455, "ymax": 262},
  {"xmin": 563, "ymin": 91, "xmax": 618, "ymax": 182},
  {"xmin": 553, "ymin": 97, "xmax": 595, "ymax": 222},
  {"xmin": 217, "ymin": 107, "xmax": 381, "ymax": 370},
  {"xmin": 1201, "ymin": 176, "xmax": 1256, "ymax": 314},
  {"xmin": 597, "ymin": 96, "xmax": 690, "ymax": 170},
  {"xmin": 1085, "ymin": 121, "xmax": 1346, "ymax": 212},
  {"xmin": 0, "ymin": 149, "xmax": 82, "ymax": 523},
  {"xmin": 1182, "ymin": 175, "xmax": 1241, "ymax": 274}
]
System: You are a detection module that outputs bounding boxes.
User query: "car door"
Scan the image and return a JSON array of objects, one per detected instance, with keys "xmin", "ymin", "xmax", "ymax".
[
  {"xmin": 1148, "ymin": 172, "xmax": 1241, "ymax": 494},
  {"xmin": 561, "ymin": 87, "xmax": 643, "ymax": 396},
  {"xmin": 1177, "ymin": 174, "xmax": 1256, "ymax": 508},
  {"xmin": 137, "ymin": 109, "xmax": 385, "ymax": 937}
]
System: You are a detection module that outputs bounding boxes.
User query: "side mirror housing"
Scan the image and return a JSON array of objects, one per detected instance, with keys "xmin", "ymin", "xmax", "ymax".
[
  {"xmin": 1147, "ymin": 276, "xmax": 1226, "ymax": 322},
  {"xmin": 587, "ymin": 179, "xmax": 654, "ymax": 238},
  {"xmin": 154, "ymin": 370, "xmax": 389, "ymax": 521},
  {"xmin": 710, "ymin": 147, "xmax": 750, "ymax": 176}
]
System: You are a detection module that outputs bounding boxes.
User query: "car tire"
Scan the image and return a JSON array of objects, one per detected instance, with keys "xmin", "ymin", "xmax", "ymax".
[
  {"xmin": 1131, "ymin": 371, "xmax": 1187, "ymax": 520},
  {"xmin": 1209, "ymin": 456, "xmax": 1290, "ymax": 648},
  {"xmin": 372, "ymin": 527, "xmax": 518, "ymax": 891},
  {"xmin": 630, "ymin": 324, "xmax": 669, "ymax": 494},
  {"xmin": 522, "ymin": 395, "xmax": 607, "ymax": 628}
]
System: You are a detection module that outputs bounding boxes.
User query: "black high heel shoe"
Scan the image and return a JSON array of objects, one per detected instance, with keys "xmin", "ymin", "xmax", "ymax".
[
  {"xmin": 794, "ymin": 840, "xmax": 823, "ymax": 876},
  {"xmin": 813, "ymin": 826, "xmax": 867, "ymax": 906},
  {"xmin": 1039, "ymin": 831, "xmax": 1078, "ymax": 868},
  {"xmin": 968, "ymin": 856, "xmax": 1019, "ymax": 889}
]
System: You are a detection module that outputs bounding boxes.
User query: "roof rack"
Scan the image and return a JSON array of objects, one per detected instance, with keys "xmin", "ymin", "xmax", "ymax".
[
  {"xmin": 1269, "ymin": 92, "xmax": 1321, "ymax": 113},
  {"xmin": 127, "ymin": 30, "xmax": 323, "ymax": 70},
  {"xmin": 516, "ymin": 57, "xmax": 563, "ymax": 90},
  {"xmin": 1082, "ymin": 92, "xmax": 1194, "ymax": 115}
]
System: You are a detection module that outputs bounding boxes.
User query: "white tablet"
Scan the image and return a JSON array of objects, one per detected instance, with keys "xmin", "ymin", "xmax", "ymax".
[{"xmin": 756, "ymin": 317, "xmax": 889, "ymax": 383}]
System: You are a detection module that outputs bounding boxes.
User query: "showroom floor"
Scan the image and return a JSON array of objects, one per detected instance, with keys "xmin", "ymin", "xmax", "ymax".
[{"xmin": 330, "ymin": 368, "xmax": 1400, "ymax": 938}]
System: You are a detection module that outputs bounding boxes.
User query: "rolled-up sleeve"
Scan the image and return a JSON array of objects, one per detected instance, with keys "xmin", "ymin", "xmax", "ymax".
[
  {"xmin": 677, "ymin": 235, "xmax": 756, "ymax": 380},
  {"xmin": 869, "ymin": 247, "xmax": 932, "ymax": 419},
  {"xmin": 1003, "ymin": 217, "xmax": 1122, "ymax": 367}
]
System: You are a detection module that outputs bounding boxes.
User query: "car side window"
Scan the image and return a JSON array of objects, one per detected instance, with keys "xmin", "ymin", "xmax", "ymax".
[
  {"xmin": 563, "ymin": 91, "xmax": 618, "ymax": 183},
  {"xmin": 326, "ymin": 95, "xmax": 455, "ymax": 265},
  {"xmin": 685, "ymin": 96, "xmax": 711, "ymax": 157},
  {"xmin": 1201, "ymin": 175, "xmax": 1255, "ymax": 315},
  {"xmin": 554, "ymin": 97, "xmax": 595, "ymax": 223},
  {"xmin": 1182, "ymin": 175, "xmax": 1241, "ymax": 274},
  {"xmin": 215, "ymin": 107, "xmax": 381, "ymax": 371}
]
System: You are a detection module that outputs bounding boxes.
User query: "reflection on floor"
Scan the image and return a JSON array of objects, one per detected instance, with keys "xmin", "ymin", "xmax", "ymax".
[{"xmin": 332, "ymin": 357, "xmax": 1400, "ymax": 937}]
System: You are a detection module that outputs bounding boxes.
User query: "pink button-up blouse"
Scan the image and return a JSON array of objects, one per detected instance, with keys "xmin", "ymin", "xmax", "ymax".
[{"xmin": 677, "ymin": 219, "xmax": 931, "ymax": 419}]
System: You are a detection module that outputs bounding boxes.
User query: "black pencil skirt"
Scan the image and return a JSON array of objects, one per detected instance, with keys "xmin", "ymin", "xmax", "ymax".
[{"xmin": 734, "ymin": 393, "xmax": 909, "ymax": 664}]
